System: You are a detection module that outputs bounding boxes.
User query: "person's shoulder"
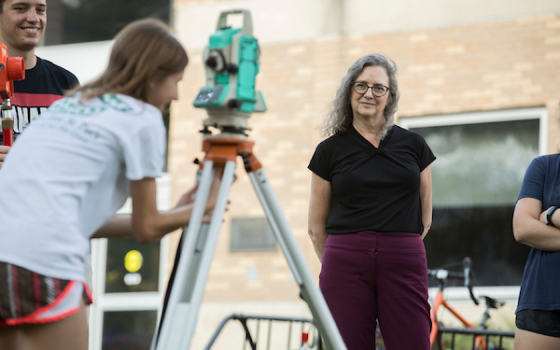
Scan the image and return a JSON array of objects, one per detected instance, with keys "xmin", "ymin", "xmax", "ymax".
[
  {"xmin": 38, "ymin": 57, "xmax": 79, "ymax": 84},
  {"xmin": 388, "ymin": 125, "xmax": 427, "ymax": 146},
  {"xmin": 111, "ymin": 94, "xmax": 162, "ymax": 121},
  {"xmin": 392, "ymin": 125, "xmax": 422, "ymax": 139},
  {"xmin": 317, "ymin": 129, "xmax": 351, "ymax": 148},
  {"xmin": 532, "ymin": 154, "xmax": 560, "ymax": 167}
]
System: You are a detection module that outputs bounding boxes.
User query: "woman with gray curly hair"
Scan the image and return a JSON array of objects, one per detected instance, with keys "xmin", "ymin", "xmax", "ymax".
[{"xmin": 307, "ymin": 54, "xmax": 435, "ymax": 349}]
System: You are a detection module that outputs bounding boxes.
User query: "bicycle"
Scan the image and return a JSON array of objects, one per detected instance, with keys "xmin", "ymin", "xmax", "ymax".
[{"xmin": 429, "ymin": 257, "xmax": 514, "ymax": 350}]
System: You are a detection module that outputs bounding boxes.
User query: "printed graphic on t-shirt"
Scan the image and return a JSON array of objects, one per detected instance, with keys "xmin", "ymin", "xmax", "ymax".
[
  {"xmin": 8, "ymin": 92, "xmax": 63, "ymax": 133},
  {"xmin": 7, "ymin": 91, "xmax": 67, "ymax": 135}
]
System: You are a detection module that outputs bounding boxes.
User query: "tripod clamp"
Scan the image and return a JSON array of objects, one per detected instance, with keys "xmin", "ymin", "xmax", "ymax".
[{"xmin": 200, "ymin": 137, "xmax": 261, "ymax": 173}]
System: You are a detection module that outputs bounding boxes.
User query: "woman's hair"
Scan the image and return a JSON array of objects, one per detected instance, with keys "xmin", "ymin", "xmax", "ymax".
[
  {"xmin": 71, "ymin": 18, "xmax": 188, "ymax": 103},
  {"xmin": 321, "ymin": 54, "xmax": 400, "ymax": 138}
]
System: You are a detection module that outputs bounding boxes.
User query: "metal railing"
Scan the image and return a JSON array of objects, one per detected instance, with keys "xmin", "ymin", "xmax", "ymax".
[
  {"xmin": 205, "ymin": 314, "xmax": 322, "ymax": 350},
  {"xmin": 435, "ymin": 326, "xmax": 515, "ymax": 350}
]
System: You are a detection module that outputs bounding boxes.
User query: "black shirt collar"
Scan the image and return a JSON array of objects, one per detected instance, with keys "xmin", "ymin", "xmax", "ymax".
[{"xmin": 349, "ymin": 123, "xmax": 394, "ymax": 149}]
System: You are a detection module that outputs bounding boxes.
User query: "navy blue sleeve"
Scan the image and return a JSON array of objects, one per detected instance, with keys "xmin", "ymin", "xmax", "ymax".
[
  {"xmin": 518, "ymin": 157, "xmax": 545, "ymax": 202},
  {"xmin": 308, "ymin": 140, "xmax": 331, "ymax": 182}
]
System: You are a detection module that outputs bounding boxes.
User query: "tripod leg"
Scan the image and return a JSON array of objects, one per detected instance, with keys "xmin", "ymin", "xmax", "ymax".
[
  {"xmin": 153, "ymin": 160, "xmax": 236, "ymax": 350},
  {"xmin": 247, "ymin": 168, "xmax": 347, "ymax": 350}
]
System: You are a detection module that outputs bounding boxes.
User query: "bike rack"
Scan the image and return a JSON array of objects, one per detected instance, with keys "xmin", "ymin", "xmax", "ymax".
[
  {"xmin": 436, "ymin": 326, "xmax": 515, "ymax": 350},
  {"xmin": 205, "ymin": 314, "xmax": 322, "ymax": 350}
]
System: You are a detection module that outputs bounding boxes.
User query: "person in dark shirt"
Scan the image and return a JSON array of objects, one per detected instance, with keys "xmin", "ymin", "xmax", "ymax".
[
  {"xmin": 513, "ymin": 102, "xmax": 560, "ymax": 350},
  {"xmin": 308, "ymin": 54, "xmax": 435, "ymax": 350},
  {"xmin": 0, "ymin": 0, "xmax": 79, "ymax": 166}
]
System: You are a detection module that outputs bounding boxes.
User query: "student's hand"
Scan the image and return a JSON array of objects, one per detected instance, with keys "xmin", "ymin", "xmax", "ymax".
[
  {"xmin": 0, "ymin": 145, "xmax": 10, "ymax": 167},
  {"xmin": 205, "ymin": 169, "xmax": 223, "ymax": 214},
  {"xmin": 175, "ymin": 183, "xmax": 199, "ymax": 208}
]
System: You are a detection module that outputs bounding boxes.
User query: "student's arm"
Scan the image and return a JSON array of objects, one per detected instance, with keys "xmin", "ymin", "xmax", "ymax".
[
  {"xmin": 308, "ymin": 172, "xmax": 331, "ymax": 262},
  {"xmin": 93, "ymin": 173, "xmax": 221, "ymax": 242},
  {"xmin": 513, "ymin": 197, "xmax": 560, "ymax": 251},
  {"xmin": 0, "ymin": 145, "xmax": 10, "ymax": 167},
  {"xmin": 420, "ymin": 165, "xmax": 433, "ymax": 240}
]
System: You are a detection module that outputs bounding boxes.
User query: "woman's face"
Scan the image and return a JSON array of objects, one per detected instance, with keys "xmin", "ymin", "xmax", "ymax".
[
  {"xmin": 350, "ymin": 65, "xmax": 390, "ymax": 122},
  {"xmin": 149, "ymin": 69, "xmax": 185, "ymax": 112}
]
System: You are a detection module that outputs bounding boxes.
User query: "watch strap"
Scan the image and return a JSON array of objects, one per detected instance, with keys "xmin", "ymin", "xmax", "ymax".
[{"xmin": 546, "ymin": 206, "xmax": 558, "ymax": 227}]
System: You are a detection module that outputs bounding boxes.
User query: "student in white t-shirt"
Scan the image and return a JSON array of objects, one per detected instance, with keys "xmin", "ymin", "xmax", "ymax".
[{"xmin": 0, "ymin": 18, "xmax": 220, "ymax": 350}]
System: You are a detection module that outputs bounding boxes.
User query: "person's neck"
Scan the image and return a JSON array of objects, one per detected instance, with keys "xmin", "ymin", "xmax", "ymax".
[
  {"xmin": 352, "ymin": 115, "xmax": 385, "ymax": 147},
  {"xmin": 7, "ymin": 47, "xmax": 37, "ymax": 70}
]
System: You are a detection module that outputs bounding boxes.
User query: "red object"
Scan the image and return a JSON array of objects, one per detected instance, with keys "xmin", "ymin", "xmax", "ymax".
[
  {"xmin": 0, "ymin": 43, "xmax": 25, "ymax": 146},
  {"xmin": 2, "ymin": 117, "xmax": 13, "ymax": 146},
  {"xmin": 301, "ymin": 332, "xmax": 309, "ymax": 344},
  {"xmin": 0, "ymin": 43, "xmax": 25, "ymax": 102}
]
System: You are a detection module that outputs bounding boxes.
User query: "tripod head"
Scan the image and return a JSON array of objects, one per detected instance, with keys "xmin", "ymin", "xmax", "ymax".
[{"xmin": 193, "ymin": 9, "xmax": 266, "ymax": 138}]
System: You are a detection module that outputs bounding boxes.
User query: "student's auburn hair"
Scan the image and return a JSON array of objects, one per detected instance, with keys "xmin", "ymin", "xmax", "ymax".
[{"xmin": 72, "ymin": 18, "xmax": 188, "ymax": 103}]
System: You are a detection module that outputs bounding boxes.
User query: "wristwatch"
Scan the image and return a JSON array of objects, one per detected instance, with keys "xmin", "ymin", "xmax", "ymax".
[{"xmin": 545, "ymin": 206, "xmax": 558, "ymax": 227}]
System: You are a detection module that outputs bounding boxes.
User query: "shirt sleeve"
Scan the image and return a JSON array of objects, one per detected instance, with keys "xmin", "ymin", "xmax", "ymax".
[
  {"xmin": 308, "ymin": 140, "xmax": 331, "ymax": 182},
  {"xmin": 416, "ymin": 134, "xmax": 436, "ymax": 172},
  {"xmin": 121, "ymin": 118, "xmax": 166, "ymax": 181},
  {"xmin": 518, "ymin": 157, "xmax": 545, "ymax": 201}
]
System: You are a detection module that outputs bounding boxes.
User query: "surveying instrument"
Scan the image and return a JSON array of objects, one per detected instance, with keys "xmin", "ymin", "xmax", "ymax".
[{"xmin": 152, "ymin": 9, "xmax": 347, "ymax": 350}]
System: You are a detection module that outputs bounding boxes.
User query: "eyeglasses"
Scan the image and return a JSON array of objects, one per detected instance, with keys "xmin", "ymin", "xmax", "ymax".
[{"xmin": 351, "ymin": 82, "xmax": 390, "ymax": 97}]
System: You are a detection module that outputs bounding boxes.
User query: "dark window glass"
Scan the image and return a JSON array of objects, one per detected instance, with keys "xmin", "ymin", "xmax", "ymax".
[
  {"xmin": 230, "ymin": 217, "xmax": 277, "ymax": 252},
  {"xmin": 105, "ymin": 237, "xmax": 160, "ymax": 293},
  {"xmin": 102, "ymin": 310, "xmax": 157, "ymax": 350},
  {"xmin": 412, "ymin": 118, "xmax": 537, "ymax": 286},
  {"xmin": 44, "ymin": 0, "xmax": 172, "ymax": 46}
]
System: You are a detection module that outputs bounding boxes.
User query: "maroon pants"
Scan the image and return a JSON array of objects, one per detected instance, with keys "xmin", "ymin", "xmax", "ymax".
[{"xmin": 320, "ymin": 231, "xmax": 431, "ymax": 350}]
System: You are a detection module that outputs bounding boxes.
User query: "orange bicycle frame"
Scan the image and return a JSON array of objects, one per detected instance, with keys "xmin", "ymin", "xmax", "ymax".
[{"xmin": 430, "ymin": 289, "xmax": 487, "ymax": 350}]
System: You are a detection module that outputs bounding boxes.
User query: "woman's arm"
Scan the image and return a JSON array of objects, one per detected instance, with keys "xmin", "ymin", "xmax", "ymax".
[
  {"xmin": 419, "ymin": 165, "xmax": 433, "ymax": 240},
  {"xmin": 513, "ymin": 197, "xmax": 560, "ymax": 251},
  {"xmin": 93, "ymin": 173, "xmax": 220, "ymax": 243},
  {"xmin": 308, "ymin": 172, "xmax": 331, "ymax": 262}
]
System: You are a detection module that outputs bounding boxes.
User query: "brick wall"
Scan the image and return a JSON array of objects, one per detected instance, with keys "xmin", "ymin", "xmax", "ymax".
[{"xmin": 168, "ymin": 14, "xmax": 560, "ymax": 302}]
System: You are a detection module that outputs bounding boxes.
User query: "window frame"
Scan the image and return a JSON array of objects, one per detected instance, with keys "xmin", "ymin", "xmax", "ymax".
[{"xmin": 399, "ymin": 107, "xmax": 547, "ymax": 301}]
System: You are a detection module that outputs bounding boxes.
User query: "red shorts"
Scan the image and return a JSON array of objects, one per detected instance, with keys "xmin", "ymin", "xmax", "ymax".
[{"xmin": 0, "ymin": 262, "xmax": 93, "ymax": 326}]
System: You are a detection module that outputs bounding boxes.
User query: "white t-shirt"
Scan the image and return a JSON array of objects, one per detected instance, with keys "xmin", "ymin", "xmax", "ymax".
[{"xmin": 0, "ymin": 93, "xmax": 166, "ymax": 282}]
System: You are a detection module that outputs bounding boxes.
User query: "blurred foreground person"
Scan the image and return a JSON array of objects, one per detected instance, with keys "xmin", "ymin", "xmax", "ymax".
[
  {"xmin": 0, "ymin": 18, "xmax": 220, "ymax": 350},
  {"xmin": 513, "ymin": 102, "xmax": 560, "ymax": 350},
  {"xmin": 307, "ymin": 54, "xmax": 435, "ymax": 350}
]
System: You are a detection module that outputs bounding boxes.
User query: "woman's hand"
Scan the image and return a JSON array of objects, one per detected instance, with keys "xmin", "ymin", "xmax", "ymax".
[
  {"xmin": 175, "ymin": 183, "xmax": 199, "ymax": 208},
  {"xmin": 205, "ymin": 169, "xmax": 223, "ymax": 215}
]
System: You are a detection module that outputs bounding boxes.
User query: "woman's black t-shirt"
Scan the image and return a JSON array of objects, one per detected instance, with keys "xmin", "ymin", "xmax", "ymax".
[{"xmin": 308, "ymin": 124, "xmax": 436, "ymax": 234}]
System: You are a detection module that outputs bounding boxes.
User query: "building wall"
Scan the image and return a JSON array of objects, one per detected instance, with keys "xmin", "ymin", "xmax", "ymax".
[
  {"xmin": 171, "ymin": 9, "xmax": 560, "ymax": 298},
  {"xmin": 169, "ymin": 2, "xmax": 560, "ymax": 346},
  {"xmin": 175, "ymin": 0, "xmax": 560, "ymax": 49}
]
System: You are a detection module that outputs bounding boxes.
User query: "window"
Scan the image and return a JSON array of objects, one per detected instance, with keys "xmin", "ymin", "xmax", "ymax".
[
  {"xmin": 230, "ymin": 217, "xmax": 277, "ymax": 252},
  {"xmin": 400, "ymin": 108, "xmax": 546, "ymax": 287},
  {"xmin": 43, "ymin": 0, "xmax": 172, "ymax": 46},
  {"xmin": 102, "ymin": 310, "xmax": 158, "ymax": 350},
  {"xmin": 105, "ymin": 238, "xmax": 161, "ymax": 293}
]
